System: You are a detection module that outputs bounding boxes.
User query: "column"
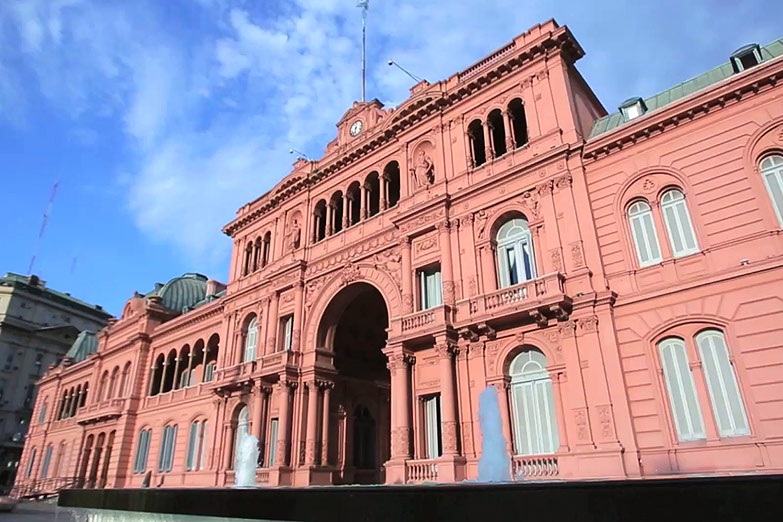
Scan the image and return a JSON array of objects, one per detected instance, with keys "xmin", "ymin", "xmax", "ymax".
[
  {"xmin": 482, "ymin": 121, "xmax": 493, "ymax": 160},
  {"xmin": 400, "ymin": 237, "xmax": 413, "ymax": 314},
  {"xmin": 312, "ymin": 213, "xmax": 319, "ymax": 243},
  {"xmin": 436, "ymin": 340, "xmax": 459, "ymax": 456},
  {"xmin": 172, "ymin": 354, "xmax": 182, "ymax": 390},
  {"xmin": 223, "ymin": 425, "xmax": 234, "ymax": 470},
  {"xmin": 479, "ymin": 244, "xmax": 496, "ymax": 294},
  {"xmin": 495, "ymin": 381, "xmax": 514, "ymax": 455},
  {"xmin": 321, "ymin": 383, "xmax": 332, "ymax": 465},
  {"xmin": 157, "ymin": 361, "xmax": 167, "ymax": 395},
  {"xmin": 343, "ymin": 193, "xmax": 350, "ymax": 228},
  {"xmin": 361, "ymin": 184, "xmax": 368, "ymax": 219},
  {"xmin": 265, "ymin": 292, "xmax": 279, "ymax": 355},
  {"xmin": 252, "ymin": 387, "xmax": 266, "ymax": 440},
  {"xmin": 292, "ymin": 281, "xmax": 304, "ymax": 351},
  {"xmin": 466, "ymin": 131, "xmax": 476, "ymax": 168},
  {"xmin": 438, "ymin": 220, "xmax": 455, "ymax": 306},
  {"xmin": 326, "ymin": 204, "xmax": 333, "ymax": 236},
  {"xmin": 386, "ymin": 349, "xmax": 412, "ymax": 459},
  {"xmin": 381, "ymin": 174, "xmax": 388, "ymax": 210},
  {"xmin": 503, "ymin": 110, "xmax": 515, "ymax": 150},
  {"xmin": 276, "ymin": 382, "xmax": 292, "ymax": 466},
  {"xmin": 552, "ymin": 371, "xmax": 570, "ymax": 452},
  {"xmin": 305, "ymin": 382, "xmax": 319, "ymax": 465},
  {"xmin": 187, "ymin": 351, "xmax": 195, "ymax": 386},
  {"xmin": 201, "ymin": 344, "xmax": 210, "ymax": 382}
]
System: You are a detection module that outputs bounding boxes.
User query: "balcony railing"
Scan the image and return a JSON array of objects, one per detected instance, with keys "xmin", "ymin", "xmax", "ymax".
[
  {"xmin": 406, "ymin": 459, "xmax": 439, "ymax": 483},
  {"xmin": 511, "ymin": 455, "xmax": 559, "ymax": 480},
  {"xmin": 396, "ymin": 305, "xmax": 451, "ymax": 339},
  {"xmin": 11, "ymin": 477, "xmax": 82, "ymax": 499}
]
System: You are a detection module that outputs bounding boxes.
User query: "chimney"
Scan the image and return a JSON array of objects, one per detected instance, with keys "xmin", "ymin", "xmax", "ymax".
[{"xmin": 206, "ymin": 279, "xmax": 219, "ymax": 296}]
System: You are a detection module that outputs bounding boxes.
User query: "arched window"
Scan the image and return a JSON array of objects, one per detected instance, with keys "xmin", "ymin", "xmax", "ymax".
[
  {"xmin": 384, "ymin": 161, "xmax": 401, "ymax": 207},
  {"xmin": 37, "ymin": 399, "xmax": 48, "ymax": 425},
  {"xmin": 365, "ymin": 172, "xmax": 380, "ymax": 217},
  {"xmin": 108, "ymin": 366, "xmax": 119, "ymax": 399},
  {"xmin": 133, "ymin": 429, "xmax": 151, "ymax": 473},
  {"xmin": 488, "ymin": 109, "xmax": 506, "ymax": 157},
  {"xmin": 25, "ymin": 448, "xmax": 36, "ymax": 478},
  {"xmin": 313, "ymin": 199, "xmax": 327, "ymax": 243},
  {"xmin": 40, "ymin": 445, "xmax": 53, "ymax": 478},
  {"xmin": 760, "ymin": 154, "xmax": 783, "ymax": 226},
  {"xmin": 695, "ymin": 330, "xmax": 750, "ymax": 437},
  {"xmin": 657, "ymin": 338, "xmax": 705, "ymax": 441},
  {"xmin": 496, "ymin": 218, "xmax": 536, "ymax": 288},
  {"xmin": 507, "ymin": 98, "xmax": 528, "ymax": 148},
  {"xmin": 99, "ymin": 371, "xmax": 109, "ymax": 402},
  {"xmin": 244, "ymin": 316, "xmax": 258, "ymax": 363},
  {"xmin": 330, "ymin": 191, "xmax": 344, "ymax": 234},
  {"xmin": 243, "ymin": 243, "xmax": 253, "ymax": 276},
  {"xmin": 467, "ymin": 119, "xmax": 486, "ymax": 167},
  {"xmin": 234, "ymin": 405, "xmax": 250, "ymax": 469},
  {"xmin": 158, "ymin": 424, "xmax": 178, "ymax": 473},
  {"xmin": 55, "ymin": 442, "xmax": 67, "ymax": 478},
  {"xmin": 509, "ymin": 349, "xmax": 558, "ymax": 455},
  {"xmin": 252, "ymin": 237, "xmax": 262, "ymax": 272},
  {"xmin": 346, "ymin": 181, "xmax": 362, "ymax": 226},
  {"xmin": 262, "ymin": 231, "xmax": 272, "ymax": 266},
  {"xmin": 628, "ymin": 200, "xmax": 662, "ymax": 267},
  {"xmin": 80, "ymin": 382, "xmax": 88, "ymax": 407},
  {"xmin": 187, "ymin": 419, "xmax": 209, "ymax": 471},
  {"xmin": 119, "ymin": 362, "xmax": 131, "ymax": 397},
  {"xmin": 660, "ymin": 189, "xmax": 699, "ymax": 257}
]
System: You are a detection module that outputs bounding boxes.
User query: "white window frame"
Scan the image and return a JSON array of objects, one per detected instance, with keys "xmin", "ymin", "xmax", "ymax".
[
  {"xmin": 418, "ymin": 266, "xmax": 442, "ymax": 311},
  {"xmin": 696, "ymin": 330, "xmax": 750, "ymax": 438},
  {"xmin": 204, "ymin": 362, "xmax": 215, "ymax": 383},
  {"xmin": 660, "ymin": 189, "xmax": 699, "ymax": 257},
  {"xmin": 134, "ymin": 429, "xmax": 151, "ymax": 473},
  {"xmin": 268, "ymin": 418, "xmax": 279, "ymax": 467},
  {"xmin": 186, "ymin": 421, "xmax": 199, "ymax": 471},
  {"xmin": 158, "ymin": 425, "xmax": 178, "ymax": 473},
  {"xmin": 496, "ymin": 218, "xmax": 537, "ymax": 288},
  {"xmin": 423, "ymin": 395, "xmax": 442, "ymax": 459},
  {"xmin": 26, "ymin": 448, "xmax": 36, "ymax": 478},
  {"xmin": 179, "ymin": 369, "xmax": 190, "ymax": 389},
  {"xmin": 40, "ymin": 445, "xmax": 53, "ymax": 478},
  {"xmin": 281, "ymin": 315, "xmax": 294, "ymax": 352},
  {"xmin": 38, "ymin": 402, "xmax": 48, "ymax": 425},
  {"xmin": 760, "ymin": 154, "xmax": 783, "ymax": 226},
  {"xmin": 244, "ymin": 316, "xmax": 258, "ymax": 362},
  {"xmin": 509, "ymin": 350, "xmax": 558, "ymax": 456},
  {"xmin": 658, "ymin": 338, "xmax": 706, "ymax": 442},
  {"xmin": 628, "ymin": 200, "xmax": 663, "ymax": 267},
  {"xmin": 234, "ymin": 406, "xmax": 250, "ymax": 469}
]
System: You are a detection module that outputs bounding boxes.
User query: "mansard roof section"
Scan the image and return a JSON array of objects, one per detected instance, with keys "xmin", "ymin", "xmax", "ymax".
[
  {"xmin": 222, "ymin": 19, "xmax": 583, "ymax": 237},
  {"xmin": 588, "ymin": 37, "xmax": 783, "ymax": 140},
  {"xmin": 63, "ymin": 330, "xmax": 98, "ymax": 365}
]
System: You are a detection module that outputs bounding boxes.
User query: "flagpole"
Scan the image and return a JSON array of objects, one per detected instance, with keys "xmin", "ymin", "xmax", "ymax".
[{"xmin": 358, "ymin": 1, "xmax": 368, "ymax": 102}]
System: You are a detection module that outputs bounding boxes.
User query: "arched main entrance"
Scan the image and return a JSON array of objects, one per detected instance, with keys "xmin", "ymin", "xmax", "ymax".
[{"xmin": 317, "ymin": 282, "xmax": 390, "ymax": 485}]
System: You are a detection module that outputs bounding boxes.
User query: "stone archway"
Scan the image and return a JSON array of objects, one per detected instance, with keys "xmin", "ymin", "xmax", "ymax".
[{"xmin": 315, "ymin": 282, "xmax": 391, "ymax": 485}]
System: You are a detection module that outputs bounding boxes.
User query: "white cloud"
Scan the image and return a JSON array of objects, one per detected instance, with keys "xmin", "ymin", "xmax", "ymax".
[{"xmin": 0, "ymin": 0, "xmax": 780, "ymax": 276}]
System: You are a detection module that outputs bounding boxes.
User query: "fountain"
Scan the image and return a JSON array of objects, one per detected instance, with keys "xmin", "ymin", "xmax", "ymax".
[
  {"xmin": 477, "ymin": 386, "xmax": 513, "ymax": 482},
  {"xmin": 233, "ymin": 434, "xmax": 259, "ymax": 488}
]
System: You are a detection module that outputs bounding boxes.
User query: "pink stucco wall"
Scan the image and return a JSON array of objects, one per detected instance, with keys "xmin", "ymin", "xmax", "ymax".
[{"xmin": 14, "ymin": 20, "xmax": 783, "ymax": 493}]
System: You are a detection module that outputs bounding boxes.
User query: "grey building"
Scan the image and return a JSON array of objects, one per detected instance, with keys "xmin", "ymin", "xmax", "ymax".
[{"xmin": 0, "ymin": 273, "xmax": 110, "ymax": 491}]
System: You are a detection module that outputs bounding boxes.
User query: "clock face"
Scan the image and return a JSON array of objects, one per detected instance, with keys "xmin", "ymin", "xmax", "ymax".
[{"xmin": 349, "ymin": 120, "xmax": 363, "ymax": 137}]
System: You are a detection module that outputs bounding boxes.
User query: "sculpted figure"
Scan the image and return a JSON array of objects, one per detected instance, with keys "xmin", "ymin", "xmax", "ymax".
[
  {"xmin": 410, "ymin": 150, "xmax": 435, "ymax": 188},
  {"xmin": 288, "ymin": 219, "xmax": 301, "ymax": 251}
]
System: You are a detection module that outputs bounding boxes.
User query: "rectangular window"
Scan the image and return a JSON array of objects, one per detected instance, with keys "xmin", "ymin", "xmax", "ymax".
[
  {"xmin": 38, "ymin": 403, "xmax": 48, "ymax": 425},
  {"xmin": 268, "ymin": 419, "xmax": 279, "ymax": 467},
  {"xmin": 199, "ymin": 421, "xmax": 208, "ymax": 470},
  {"xmin": 418, "ymin": 266, "xmax": 442, "ymax": 311},
  {"xmin": 40, "ymin": 446, "xmax": 53, "ymax": 478},
  {"xmin": 423, "ymin": 395, "xmax": 442, "ymax": 459},
  {"xmin": 25, "ymin": 448, "xmax": 36, "ymax": 478},
  {"xmin": 281, "ymin": 316, "xmax": 294, "ymax": 352},
  {"xmin": 134, "ymin": 429, "xmax": 151, "ymax": 473}
]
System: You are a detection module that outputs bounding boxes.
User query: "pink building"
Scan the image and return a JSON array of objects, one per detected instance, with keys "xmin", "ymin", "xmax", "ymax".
[{"xmin": 14, "ymin": 21, "xmax": 783, "ymax": 493}]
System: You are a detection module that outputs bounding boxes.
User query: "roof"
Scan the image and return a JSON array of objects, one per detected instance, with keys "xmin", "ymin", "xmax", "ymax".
[
  {"xmin": 65, "ymin": 330, "xmax": 99, "ymax": 363},
  {"xmin": 0, "ymin": 272, "xmax": 111, "ymax": 319},
  {"xmin": 589, "ymin": 38, "xmax": 783, "ymax": 139},
  {"xmin": 148, "ymin": 273, "xmax": 209, "ymax": 313}
]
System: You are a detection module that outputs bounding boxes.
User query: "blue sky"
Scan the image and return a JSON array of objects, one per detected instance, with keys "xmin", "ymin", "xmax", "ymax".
[{"xmin": 1, "ymin": 0, "xmax": 781, "ymax": 316}]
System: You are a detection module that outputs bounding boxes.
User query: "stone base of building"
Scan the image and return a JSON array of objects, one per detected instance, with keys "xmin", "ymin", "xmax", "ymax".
[{"xmin": 292, "ymin": 466, "xmax": 333, "ymax": 486}]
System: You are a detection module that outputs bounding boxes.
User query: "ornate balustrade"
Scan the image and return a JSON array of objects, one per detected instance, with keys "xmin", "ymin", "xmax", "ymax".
[
  {"xmin": 11, "ymin": 477, "xmax": 82, "ymax": 498},
  {"xmin": 76, "ymin": 398, "xmax": 126, "ymax": 424},
  {"xmin": 511, "ymin": 455, "xmax": 559, "ymax": 480},
  {"xmin": 260, "ymin": 350, "xmax": 301, "ymax": 376},
  {"xmin": 394, "ymin": 305, "xmax": 452, "ymax": 341},
  {"xmin": 405, "ymin": 459, "xmax": 439, "ymax": 483},
  {"xmin": 455, "ymin": 272, "xmax": 570, "ymax": 327}
]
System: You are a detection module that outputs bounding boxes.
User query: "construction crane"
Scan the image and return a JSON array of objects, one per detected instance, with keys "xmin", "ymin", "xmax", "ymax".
[{"xmin": 28, "ymin": 181, "xmax": 58, "ymax": 276}]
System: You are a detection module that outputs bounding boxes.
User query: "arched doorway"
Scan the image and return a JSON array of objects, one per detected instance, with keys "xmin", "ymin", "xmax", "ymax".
[{"xmin": 317, "ymin": 282, "xmax": 390, "ymax": 485}]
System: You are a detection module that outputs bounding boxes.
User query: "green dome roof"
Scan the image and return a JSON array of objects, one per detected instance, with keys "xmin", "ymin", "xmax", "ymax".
[
  {"xmin": 156, "ymin": 273, "xmax": 208, "ymax": 312},
  {"xmin": 65, "ymin": 331, "xmax": 98, "ymax": 363}
]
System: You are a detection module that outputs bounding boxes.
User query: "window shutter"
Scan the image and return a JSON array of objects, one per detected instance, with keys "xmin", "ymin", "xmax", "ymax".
[
  {"xmin": 199, "ymin": 421, "xmax": 209, "ymax": 470},
  {"xmin": 186, "ymin": 422, "xmax": 198, "ymax": 471},
  {"xmin": 696, "ymin": 331, "xmax": 750, "ymax": 437},
  {"xmin": 268, "ymin": 419, "xmax": 279, "ymax": 467},
  {"xmin": 658, "ymin": 339, "xmax": 705, "ymax": 441},
  {"xmin": 760, "ymin": 155, "xmax": 783, "ymax": 226}
]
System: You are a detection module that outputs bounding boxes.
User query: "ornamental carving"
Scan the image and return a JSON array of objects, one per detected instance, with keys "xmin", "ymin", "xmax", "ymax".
[
  {"xmin": 570, "ymin": 241, "xmax": 584, "ymax": 268},
  {"xmin": 305, "ymin": 230, "xmax": 397, "ymax": 276},
  {"xmin": 391, "ymin": 427, "xmax": 411, "ymax": 457},
  {"xmin": 550, "ymin": 249, "xmax": 563, "ymax": 272},
  {"xmin": 416, "ymin": 236, "xmax": 438, "ymax": 254},
  {"xmin": 557, "ymin": 320, "xmax": 577, "ymax": 338},
  {"xmin": 642, "ymin": 177, "xmax": 656, "ymax": 193},
  {"xmin": 554, "ymin": 173, "xmax": 573, "ymax": 192},
  {"xmin": 475, "ymin": 209, "xmax": 494, "ymax": 239},
  {"xmin": 410, "ymin": 149, "xmax": 435, "ymax": 188},
  {"xmin": 434, "ymin": 341, "xmax": 457, "ymax": 359},
  {"xmin": 372, "ymin": 247, "xmax": 402, "ymax": 288},
  {"xmin": 442, "ymin": 421, "xmax": 459, "ymax": 452},
  {"xmin": 576, "ymin": 315, "xmax": 599, "ymax": 335},
  {"xmin": 537, "ymin": 179, "xmax": 554, "ymax": 197},
  {"xmin": 777, "ymin": 127, "xmax": 783, "ymax": 143},
  {"xmin": 574, "ymin": 408, "xmax": 588, "ymax": 441},
  {"xmin": 398, "ymin": 208, "xmax": 446, "ymax": 233},
  {"xmin": 519, "ymin": 189, "xmax": 541, "ymax": 219},
  {"xmin": 339, "ymin": 263, "xmax": 362, "ymax": 287},
  {"xmin": 305, "ymin": 277, "xmax": 326, "ymax": 309},
  {"xmin": 460, "ymin": 214, "xmax": 474, "ymax": 227},
  {"xmin": 597, "ymin": 405, "xmax": 613, "ymax": 440}
]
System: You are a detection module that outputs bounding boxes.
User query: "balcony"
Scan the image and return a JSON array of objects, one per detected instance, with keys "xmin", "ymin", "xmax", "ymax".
[
  {"xmin": 393, "ymin": 305, "xmax": 453, "ymax": 341},
  {"xmin": 76, "ymin": 398, "xmax": 125, "ymax": 425},
  {"xmin": 406, "ymin": 459, "xmax": 439, "ymax": 483},
  {"xmin": 455, "ymin": 272, "xmax": 571, "ymax": 327},
  {"xmin": 259, "ymin": 350, "xmax": 301, "ymax": 375},
  {"xmin": 511, "ymin": 455, "xmax": 559, "ymax": 480}
]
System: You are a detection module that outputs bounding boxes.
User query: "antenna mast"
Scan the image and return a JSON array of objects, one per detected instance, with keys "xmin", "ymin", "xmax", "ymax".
[
  {"xmin": 357, "ymin": 0, "xmax": 369, "ymax": 102},
  {"xmin": 28, "ymin": 181, "xmax": 58, "ymax": 275}
]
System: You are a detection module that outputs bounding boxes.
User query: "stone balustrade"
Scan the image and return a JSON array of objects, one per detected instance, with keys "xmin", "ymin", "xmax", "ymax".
[
  {"xmin": 511, "ymin": 455, "xmax": 559, "ymax": 480},
  {"xmin": 406, "ymin": 459, "xmax": 439, "ymax": 483}
]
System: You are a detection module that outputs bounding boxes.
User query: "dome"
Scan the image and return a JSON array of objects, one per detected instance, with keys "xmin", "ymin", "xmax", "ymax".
[{"xmin": 156, "ymin": 273, "xmax": 208, "ymax": 312}]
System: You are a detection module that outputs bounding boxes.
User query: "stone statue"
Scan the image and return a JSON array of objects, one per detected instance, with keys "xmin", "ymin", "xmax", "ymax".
[
  {"xmin": 410, "ymin": 150, "xmax": 435, "ymax": 188},
  {"xmin": 288, "ymin": 219, "xmax": 301, "ymax": 251}
]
